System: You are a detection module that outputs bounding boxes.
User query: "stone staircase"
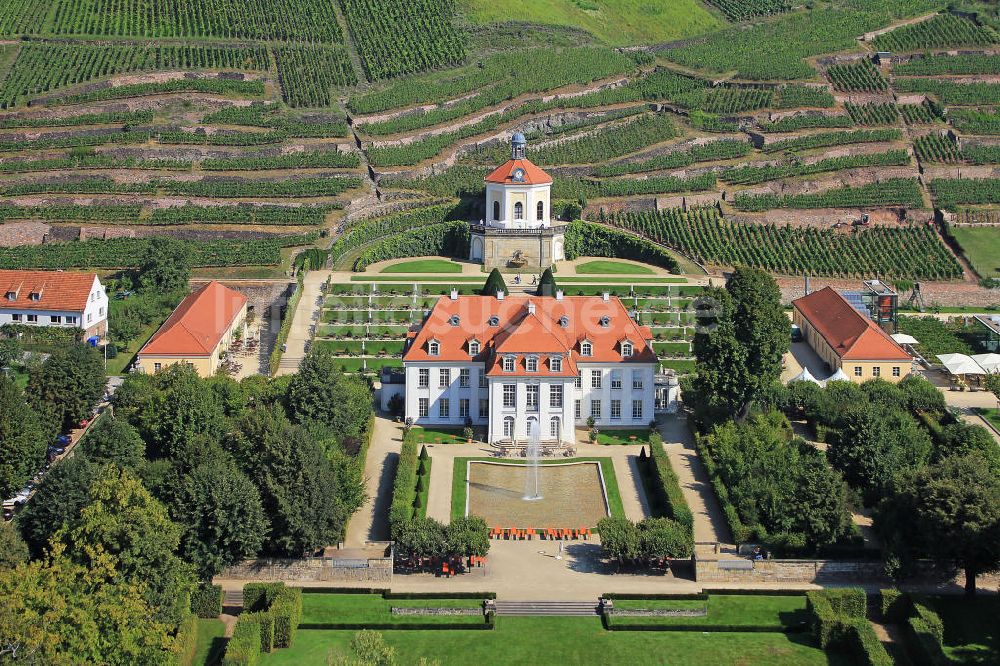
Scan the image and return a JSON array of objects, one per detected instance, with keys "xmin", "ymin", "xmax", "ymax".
[
  {"xmin": 223, "ymin": 589, "xmax": 244, "ymax": 610},
  {"xmin": 494, "ymin": 600, "xmax": 601, "ymax": 616}
]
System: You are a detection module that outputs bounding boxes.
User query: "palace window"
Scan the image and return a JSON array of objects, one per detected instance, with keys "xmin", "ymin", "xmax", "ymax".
[
  {"xmin": 621, "ymin": 341, "xmax": 633, "ymax": 358},
  {"xmin": 610, "ymin": 370, "xmax": 622, "ymax": 390},
  {"xmin": 418, "ymin": 398, "xmax": 429, "ymax": 418},
  {"xmin": 591, "ymin": 370, "xmax": 602, "ymax": 389},
  {"xmin": 632, "ymin": 371, "xmax": 643, "ymax": 390},
  {"xmin": 580, "ymin": 341, "xmax": 592, "ymax": 356},
  {"xmin": 632, "ymin": 400, "xmax": 643, "ymax": 420},
  {"xmin": 428, "ymin": 340, "xmax": 440, "ymax": 356},
  {"xmin": 479, "ymin": 398, "xmax": 489, "ymax": 417},
  {"xmin": 459, "ymin": 399, "xmax": 470, "ymax": 419},
  {"xmin": 892, "ymin": 366, "xmax": 901, "ymax": 377},
  {"xmin": 550, "ymin": 384, "xmax": 563, "ymax": 408},
  {"xmin": 460, "ymin": 368, "xmax": 470, "ymax": 387},
  {"xmin": 503, "ymin": 416, "xmax": 514, "ymax": 438},
  {"xmin": 550, "ymin": 417, "xmax": 560, "ymax": 439},
  {"xmin": 418, "ymin": 368, "xmax": 430, "ymax": 388},
  {"xmin": 479, "ymin": 372, "xmax": 487, "ymax": 388},
  {"xmin": 854, "ymin": 366, "xmax": 862, "ymax": 377},
  {"xmin": 872, "ymin": 366, "xmax": 881, "ymax": 377},
  {"xmin": 575, "ymin": 374, "xmax": 582, "ymax": 388},
  {"xmin": 590, "ymin": 400, "xmax": 601, "ymax": 418},
  {"xmin": 537, "ymin": 201, "xmax": 544, "ymax": 221},
  {"xmin": 575, "ymin": 400, "xmax": 581, "ymax": 419},
  {"xmin": 514, "ymin": 202, "xmax": 524, "ymax": 220},
  {"xmin": 550, "ymin": 356, "xmax": 562, "ymax": 372},
  {"xmin": 503, "ymin": 384, "xmax": 516, "ymax": 408},
  {"xmin": 439, "ymin": 369, "xmax": 450, "ymax": 388},
  {"xmin": 525, "ymin": 356, "xmax": 538, "ymax": 372},
  {"xmin": 526, "ymin": 385, "xmax": 539, "ymax": 411},
  {"xmin": 439, "ymin": 399, "xmax": 450, "ymax": 418},
  {"xmin": 503, "ymin": 356, "xmax": 515, "ymax": 372},
  {"xmin": 611, "ymin": 400, "xmax": 621, "ymax": 420},
  {"xmin": 493, "ymin": 200, "xmax": 501, "ymax": 220},
  {"xmin": 469, "ymin": 340, "xmax": 480, "ymax": 355}
]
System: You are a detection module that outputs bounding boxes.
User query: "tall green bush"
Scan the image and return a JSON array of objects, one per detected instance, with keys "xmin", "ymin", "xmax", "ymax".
[
  {"xmin": 222, "ymin": 615, "xmax": 261, "ymax": 666},
  {"xmin": 190, "ymin": 584, "xmax": 223, "ymax": 618}
]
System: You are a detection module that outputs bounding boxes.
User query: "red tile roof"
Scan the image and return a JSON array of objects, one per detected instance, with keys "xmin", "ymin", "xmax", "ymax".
[
  {"xmin": 140, "ymin": 281, "xmax": 247, "ymax": 357},
  {"xmin": 403, "ymin": 295, "xmax": 657, "ymax": 370},
  {"xmin": 484, "ymin": 159, "xmax": 552, "ymax": 186},
  {"xmin": 792, "ymin": 287, "xmax": 910, "ymax": 361},
  {"xmin": 0, "ymin": 269, "xmax": 98, "ymax": 313}
]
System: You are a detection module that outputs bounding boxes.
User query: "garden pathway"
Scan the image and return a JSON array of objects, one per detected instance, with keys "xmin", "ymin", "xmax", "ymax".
[
  {"xmin": 275, "ymin": 269, "xmax": 330, "ymax": 376},
  {"xmin": 343, "ymin": 415, "xmax": 401, "ymax": 547},
  {"xmin": 657, "ymin": 414, "xmax": 733, "ymax": 548}
]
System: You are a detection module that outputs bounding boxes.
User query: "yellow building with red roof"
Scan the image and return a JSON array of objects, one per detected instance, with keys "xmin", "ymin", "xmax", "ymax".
[
  {"xmin": 402, "ymin": 290, "xmax": 658, "ymax": 444},
  {"xmin": 469, "ymin": 134, "xmax": 566, "ymax": 270},
  {"xmin": 136, "ymin": 281, "xmax": 247, "ymax": 377}
]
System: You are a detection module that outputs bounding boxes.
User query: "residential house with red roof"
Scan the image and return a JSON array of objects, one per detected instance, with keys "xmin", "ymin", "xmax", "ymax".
[
  {"xmin": 136, "ymin": 281, "xmax": 247, "ymax": 377},
  {"xmin": 0, "ymin": 270, "xmax": 108, "ymax": 340},
  {"xmin": 468, "ymin": 134, "xmax": 565, "ymax": 270},
  {"xmin": 402, "ymin": 291, "xmax": 658, "ymax": 444},
  {"xmin": 792, "ymin": 286, "xmax": 912, "ymax": 383}
]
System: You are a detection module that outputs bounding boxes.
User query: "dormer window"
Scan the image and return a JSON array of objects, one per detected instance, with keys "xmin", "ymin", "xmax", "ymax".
[
  {"xmin": 550, "ymin": 356, "xmax": 562, "ymax": 372},
  {"xmin": 469, "ymin": 339, "xmax": 480, "ymax": 356},
  {"xmin": 428, "ymin": 340, "xmax": 440, "ymax": 356},
  {"xmin": 525, "ymin": 356, "xmax": 538, "ymax": 373},
  {"xmin": 502, "ymin": 356, "xmax": 515, "ymax": 372},
  {"xmin": 4, "ymin": 291, "xmax": 14, "ymax": 301},
  {"xmin": 29, "ymin": 291, "xmax": 41, "ymax": 301},
  {"xmin": 622, "ymin": 342, "xmax": 633, "ymax": 358},
  {"xmin": 599, "ymin": 316, "xmax": 610, "ymax": 328},
  {"xmin": 580, "ymin": 341, "xmax": 592, "ymax": 357},
  {"xmin": 558, "ymin": 316, "xmax": 569, "ymax": 328},
  {"xmin": 488, "ymin": 315, "xmax": 500, "ymax": 327},
  {"xmin": 448, "ymin": 315, "xmax": 460, "ymax": 326}
]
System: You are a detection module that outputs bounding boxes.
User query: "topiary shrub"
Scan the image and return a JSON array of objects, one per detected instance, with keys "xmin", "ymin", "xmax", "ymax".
[
  {"xmin": 243, "ymin": 582, "xmax": 284, "ymax": 612},
  {"xmin": 190, "ymin": 584, "xmax": 223, "ymax": 618},
  {"xmin": 222, "ymin": 615, "xmax": 262, "ymax": 666}
]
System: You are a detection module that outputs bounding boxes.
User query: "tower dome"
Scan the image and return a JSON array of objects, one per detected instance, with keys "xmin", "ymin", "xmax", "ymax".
[{"xmin": 511, "ymin": 133, "xmax": 526, "ymax": 159}]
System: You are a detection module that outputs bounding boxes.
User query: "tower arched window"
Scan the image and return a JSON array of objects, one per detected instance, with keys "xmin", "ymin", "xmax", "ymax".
[
  {"xmin": 537, "ymin": 201, "xmax": 544, "ymax": 220},
  {"xmin": 493, "ymin": 200, "xmax": 501, "ymax": 221},
  {"xmin": 514, "ymin": 202, "xmax": 523, "ymax": 220}
]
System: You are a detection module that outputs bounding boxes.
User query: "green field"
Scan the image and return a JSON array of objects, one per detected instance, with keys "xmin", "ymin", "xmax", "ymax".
[
  {"xmin": 193, "ymin": 618, "xmax": 226, "ymax": 666},
  {"xmin": 594, "ymin": 428, "xmax": 652, "ymax": 445},
  {"xmin": 459, "ymin": 0, "xmax": 722, "ymax": 46},
  {"xmin": 950, "ymin": 226, "xmax": 1000, "ymax": 278},
  {"xmin": 929, "ymin": 595, "xmax": 1000, "ymax": 664},
  {"xmin": 575, "ymin": 260, "xmax": 655, "ymax": 275},
  {"xmin": 380, "ymin": 259, "xmax": 465, "ymax": 274},
  {"xmin": 300, "ymin": 594, "xmax": 484, "ymax": 627},
  {"xmin": 260, "ymin": 617, "xmax": 841, "ymax": 665},
  {"xmin": 609, "ymin": 595, "xmax": 810, "ymax": 629}
]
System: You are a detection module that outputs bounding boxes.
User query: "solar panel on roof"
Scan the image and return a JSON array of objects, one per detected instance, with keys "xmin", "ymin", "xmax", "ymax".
[{"xmin": 841, "ymin": 292, "xmax": 871, "ymax": 319}]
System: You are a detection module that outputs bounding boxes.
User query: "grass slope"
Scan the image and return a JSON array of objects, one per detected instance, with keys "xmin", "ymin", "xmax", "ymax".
[
  {"xmin": 380, "ymin": 259, "xmax": 464, "ymax": 274},
  {"xmin": 950, "ymin": 226, "xmax": 1000, "ymax": 278},
  {"xmin": 458, "ymin": 0, "xmax": 722, "ymax": 45},
  {"xmin": 576, "ymin": 260, "xmax": 655, "ymax": 275}
]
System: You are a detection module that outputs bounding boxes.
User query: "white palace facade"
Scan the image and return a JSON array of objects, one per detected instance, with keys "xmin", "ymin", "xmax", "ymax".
[{"xmin": 401, "ymin": 291, "xmax": 659, "ymax": 444}]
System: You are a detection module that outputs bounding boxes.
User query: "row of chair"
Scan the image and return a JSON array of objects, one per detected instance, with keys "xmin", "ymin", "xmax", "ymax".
[{"xmin": 488, "ymin": 527, "xmax": 592, "ymax": 540}]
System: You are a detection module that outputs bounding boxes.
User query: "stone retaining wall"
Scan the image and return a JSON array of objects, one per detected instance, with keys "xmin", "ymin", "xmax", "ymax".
[
  {"xmin": 695, "ymin": 557, "xmax": 888, "ymax": 584},
  {"xmin": 391, "ymin": 607, "xmax": 482, "ymax": 616},
  {"xmin": 218, "ymin": 556, "xmax": 393, "ymax": 583},
  {"xmin": 612, "ymin": 608, "xmax": 708, "ymax": 617}
]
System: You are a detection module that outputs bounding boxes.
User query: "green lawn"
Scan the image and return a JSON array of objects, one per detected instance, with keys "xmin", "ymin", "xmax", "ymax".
[
  {"xmin": 350, "ymin": 275, "xmax": 484, "ymax": 282},
  {"xmin": 459, "ymin": 0, "xmax": 722, "ymax": 45},
  {"xmin": 410, "ymin": 427, "xmax": 471, "ymax": 445},
  {"xmin": 380, "ymin": 259, "xmax": 464, "ymax": 274},
  {"xmin": 594, "ymin": 428, "xmax": 652, "ymax": 446},
  {"xmin": 929, "ymin": 595, "xmax": 1000, "ymax": 664},
  {"xmin": 609, "ymin": 595, "xmax": 810, "ymax": 630},
  {"xmin": 951, "ymin": 226, "xmax": 1000, "ymax": 279},
  {"xmin": 556, "ymin": 276, "xmax": 687, "ymax": 284},
  {"xmin": 300, "ymin": 593, "xmax": 484, "ymax": 627},
  {"xmin": 576, "ymin": 260, "xmax": 656, "ymax": 275},
  {"xmin": 450, "ymin": 456, "xmax": 625, "ymax": 522},
  {"xmin": 261, "ymin": 617, "xmax": 842, "ymax": 665},
  {"xmin": 193, "ymin": 618, "xmax": 226, "ymax": 666},
  {"xmin": 977, "ymin": 408, "xmax": 1000, "ymax": 432}
]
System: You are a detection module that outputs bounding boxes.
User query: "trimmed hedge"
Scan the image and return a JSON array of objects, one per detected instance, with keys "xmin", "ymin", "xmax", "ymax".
[
  {"xmin": 646, "ymin": 434, "xmax": 694, "ymax": 532},
  {"xmin": 270, "ymin": 587, "xmax": 303, "ymax": 649},
  {"xmin": 692, "ymin": 432, "xmax": 753, "ymax": 543},
  {"xmin": 299, "ymin": 619, "xmax": 495, "ymax": 631},
  {"xmin": 604, "ymin": 620, "xmax": 807, "ymax": 633},
  {"xmin": 352, "ymin": 221, "xmax": 470, "ymax": 272},
  {"xmin": 879, "ymin": 588, "xmax": 912, "ymax": 623},
  {"xmin": 172, "ymin": 612, "xmax": 199, "ymax": 666},
  {"xmin": 389, "ymin": 431, "xmax": 420, "ymax": 537},
  {"xmin": 190, "ymin": 584, "xmax": 223, "ymax": 618},
  {"xmin": 602, "ymin": 592, "xmax": 709, "ymax": 601},
  {"xmin": 269, "ymin": 271, "xmax": 305, "ymax": 376},
  {"xmin": 222, "ymin": 616, "xmax": 261, "ymax": 666},
  {"xmin": 243, "ymin": 583, "xmax": 285, "ymax": 612},
  {"xmin": 906, "ymin": 599, "xmax": 949, "ymax": 666},
  {"xmin": 564, "ymin": 221, "xmax": 681, "ymax": 274},
  {"xmin": 807, "ymin": 589, "xmax": 891, "ymax": 666}
]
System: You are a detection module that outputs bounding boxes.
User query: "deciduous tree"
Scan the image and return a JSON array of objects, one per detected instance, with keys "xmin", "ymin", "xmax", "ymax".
[
  {"xmin": 26, "ymin": 343, "xmax": 104, "ymax": 432},
  {"xmin": 16, "ymin": 455, "xmax": 99, "ymax": 558},
  {"xmin": 81, "ymin": 414, "xmax": 145, "ymax": 469},
  {"xmin": 138, "ymin": 237, "xmax": 192, "ymax": 293},
  {"xmin": 0, "ymin": 374, "xmax": 47, "ymax": 499}
]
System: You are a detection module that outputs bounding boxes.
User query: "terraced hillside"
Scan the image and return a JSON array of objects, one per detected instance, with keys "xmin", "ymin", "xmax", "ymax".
[{"xmin": 0, "ymin": 1, "xmax": 996, "ymax": 286}]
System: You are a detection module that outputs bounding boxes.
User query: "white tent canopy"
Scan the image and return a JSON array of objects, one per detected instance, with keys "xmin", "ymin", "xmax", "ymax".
[
  {"xmin": 971, "ymin": 353, "xmax": 1000, "ymax": 373},
  {"xmin": 790, "ymin": 366, "xmax": 822, "ymax": 384},
  {"xmin": 891, "ymin": 333, "xmax": 919, "ymax": 345},
  {"xmin": 937, "ymin": 353, "xmax": 987, "ymax": 375},
  {"xmin": 826, "ymin": 367, "xmax": 850, "ymax": 383}
]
